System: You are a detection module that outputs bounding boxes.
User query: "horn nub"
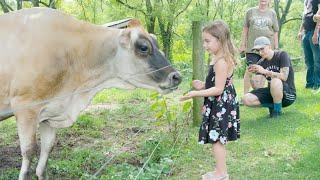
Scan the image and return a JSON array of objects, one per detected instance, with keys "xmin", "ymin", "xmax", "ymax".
[{"xmin": 128, "ymin": 19, "xmax": 141, "ymax": 28}]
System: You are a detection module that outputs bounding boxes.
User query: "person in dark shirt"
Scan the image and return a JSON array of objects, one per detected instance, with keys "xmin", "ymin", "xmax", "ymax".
[
  {"xmin": 242, "ymin": 36, "xmax": 296, "ymax": 118},
  {"xmin": 298, "ymin": 0, "xmax": 320, "ymax": 90}
]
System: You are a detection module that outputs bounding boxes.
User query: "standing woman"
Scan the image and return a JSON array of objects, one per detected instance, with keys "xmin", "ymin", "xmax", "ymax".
[
  {"xmin": 180, "ymin": 20, "xmax": 240, "ymax": 180},
  {"xmin": 239, "ymin": 0, "xmax": 279, "ymax": 96}
]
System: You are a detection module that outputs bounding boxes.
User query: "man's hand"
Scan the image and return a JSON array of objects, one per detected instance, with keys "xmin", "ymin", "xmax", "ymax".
[
  {"xmin": 313, "ymin": 14, "xmax": 320, "ymax": 22},
  {"xmin": 312, "ymin": 32, "xmax": 319, "ymax": 45},
  {"xmin": 248, "ymin": 64, "xmax": 267, "ymax": 75}
]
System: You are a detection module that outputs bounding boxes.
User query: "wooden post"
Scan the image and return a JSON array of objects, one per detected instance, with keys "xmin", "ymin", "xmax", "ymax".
[{"xmin": 192, "ymin": 21, "xmax": 205, "ymax": 126}]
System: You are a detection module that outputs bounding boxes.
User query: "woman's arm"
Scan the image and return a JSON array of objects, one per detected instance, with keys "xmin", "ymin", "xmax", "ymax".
[
  {"xmin": 239, "ymin": 26, "xmax": 248, "ymax": 52},
  {"xmin": 273, "ymin": 31, "xmax": 279, "ymax": 49},
  {"xmin": 298, "ymin": 19, "xmax": 305, "ymax": 41}
]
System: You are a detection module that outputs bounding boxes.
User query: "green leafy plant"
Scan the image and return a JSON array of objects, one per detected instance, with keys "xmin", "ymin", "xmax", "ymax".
[{"xmin": 150, "ymin": 92, "xmax": 192, "ymax": 142}]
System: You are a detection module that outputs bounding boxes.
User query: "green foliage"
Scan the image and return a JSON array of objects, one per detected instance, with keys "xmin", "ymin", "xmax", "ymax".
[
  {"xmin": 1, "ymin": 72, "xmax": 320, "ymax": 179},
  {"xmin": 0, "ymin": 118, "xmax": 17, "ymax": 146},
  {"xmin": 49, "ymin": 149, "xmax": 105, "ymax": 178},
  {"xmin": 150, "ymin": 92, "xmax": 191, "ymax": 135}
]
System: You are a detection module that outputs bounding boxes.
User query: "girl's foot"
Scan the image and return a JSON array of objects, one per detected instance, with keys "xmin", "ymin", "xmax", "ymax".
[{"xmin": 202, "ymin": 172, "xmax": 229, "ymax": 180}]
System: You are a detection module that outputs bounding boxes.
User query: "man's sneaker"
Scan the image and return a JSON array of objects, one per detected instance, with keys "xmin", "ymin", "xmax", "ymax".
[
  {"xmin": 268, "ymin": 108, "xmax": 274, "ymax": 118},
  {"xmin": 270, "ymin": 111, "xmax": 282, "ymax": 118}
]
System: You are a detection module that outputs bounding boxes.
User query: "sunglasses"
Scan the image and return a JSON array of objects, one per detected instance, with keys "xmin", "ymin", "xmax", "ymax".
[{"xmin": 255, "ymin": 47, "xmax": 265, "ymax": 52}]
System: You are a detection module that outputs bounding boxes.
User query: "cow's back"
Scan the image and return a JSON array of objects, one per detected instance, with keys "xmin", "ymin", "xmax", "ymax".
[{"xmin": 0, "ymin": 8, "xmax": 112, "ymax": 103}]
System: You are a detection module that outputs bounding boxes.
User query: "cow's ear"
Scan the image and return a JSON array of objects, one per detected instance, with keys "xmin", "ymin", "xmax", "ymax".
[
  {"xmin": 128, "ymin": 19, "xmax": 142, "ymax": 28},
  {"xmin": 119, "ymin": 29, "xmax": 131, "ymax": 48}
]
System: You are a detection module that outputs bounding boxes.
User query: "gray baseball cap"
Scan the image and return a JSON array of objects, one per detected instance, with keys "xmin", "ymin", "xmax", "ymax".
[{"xmin": 252, "ymin": 36, "xmax": 271, "ymax": 50}]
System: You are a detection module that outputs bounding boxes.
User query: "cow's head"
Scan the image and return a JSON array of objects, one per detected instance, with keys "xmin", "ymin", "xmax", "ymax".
[{"xmin": 114, "ymin": 19, "xmax": 181, "ymax": 94}]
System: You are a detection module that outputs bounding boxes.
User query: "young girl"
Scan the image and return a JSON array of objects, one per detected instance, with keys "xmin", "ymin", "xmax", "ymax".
[{"xmin": 180, "ymin": 20, "xmax": 240, "ymax": 180}]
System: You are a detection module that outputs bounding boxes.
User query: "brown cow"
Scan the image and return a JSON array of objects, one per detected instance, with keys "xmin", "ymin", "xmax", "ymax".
[{"xmin": 0, "ymin": 7, "xmax": 181, "ymax": 179}]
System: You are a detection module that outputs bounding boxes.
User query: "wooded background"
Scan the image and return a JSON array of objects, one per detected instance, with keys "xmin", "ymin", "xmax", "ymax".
[{"xmin": 0, "ymin": 0, "xmax": 304, "ymax": 66}]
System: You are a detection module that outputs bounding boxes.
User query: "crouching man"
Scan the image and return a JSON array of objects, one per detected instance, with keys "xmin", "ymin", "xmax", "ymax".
[{"xmin": 242, "ymin": 36, "xmax": 296, "ymax": 118}]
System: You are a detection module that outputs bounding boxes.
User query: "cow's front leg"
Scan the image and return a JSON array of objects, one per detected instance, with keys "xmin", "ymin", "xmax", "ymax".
[
  {"xmin": 36, "ymin": 122, "xmax": 56, "ymax": 180},
  {"xmin": 15, "ymin": 110, "xmax": 37, "ymax": 180}
]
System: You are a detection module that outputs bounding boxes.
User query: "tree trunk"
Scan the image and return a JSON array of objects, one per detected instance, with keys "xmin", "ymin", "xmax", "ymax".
[
  {"xmin": 158, "ymin": 18, "xmax": 173, "ymax": 61},
  {"xmin": 145, "ymin": 0, "xmax": 155, "ymax": 34},
  {"xmin": 0, "ymin": 0, "xmax": 11, "ymax": 13},
  {"xmin": 49, "ymin": 0, "xmax": 56, "ymax": 9},
  {"xmin": 273, "ymin": 0, "xmax": 293, "ymax": 44},
  {"xmin": 16, "ymin": 0, "xmax": 22, "ymax": 10},
  {"xmin": 192, "ymin": 21, "xmax": 205, "ymax": 126},
  {"xmin": 32, "ymin": 0, "xmax": 39, "ymax": 7}
]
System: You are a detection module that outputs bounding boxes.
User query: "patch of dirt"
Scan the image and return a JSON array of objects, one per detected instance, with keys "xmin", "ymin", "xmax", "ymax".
[
  {"xmin": 127, "ymin": 99, "xmax": 142, "ymax": 104},
  {"xmin": 105, "ymin": 145, "xmax": 142, "ymax": 167},
  {"xmin": 0, "ymin": 146, "xmax": 21, "ymax": 169},
  {"xmin": 122, "ymin": 157, "xmax": 142, "ymax": 167}
]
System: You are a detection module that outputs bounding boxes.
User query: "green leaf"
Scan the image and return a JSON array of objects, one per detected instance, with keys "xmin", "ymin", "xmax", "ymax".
[
  {"xmin": 150, "ymin": 102, "xmax": 159, "ymax": 110},
  {"xmin": 155, "ymin": 111, "xmax": 164, "ymax": 119},
  {"xmin": 182, "ymin": 101, "xmax": 192, "ymax": 113},
  {"xmin": 150, "ymin": 92, "xmax": 160, "ymax": 99}
]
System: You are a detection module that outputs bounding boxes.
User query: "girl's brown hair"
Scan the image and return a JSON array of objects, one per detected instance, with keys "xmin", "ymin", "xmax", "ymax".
[{"xmin": 202, "ymin": 20, "xmax": 237, "ymax": 72}]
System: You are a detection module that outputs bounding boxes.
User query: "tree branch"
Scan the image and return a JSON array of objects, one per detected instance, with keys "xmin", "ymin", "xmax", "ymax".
[
  {"xmin": 212, "ymin": 0, "xmax": 223, "ymax": 20},
  {"xmin": 115, "ymin": 0, "xmax": 146, "ymax": 15},
  {"xmin": 283, "ymin": 17, "xmax": 302, "ymax": 24},
  {"xmin": 39, "ymin": 1, "xmax": 49, "ymax": 7},
  {"xmin": 175, "ymin": 0, "xmax": 192, "ymax": 19}
]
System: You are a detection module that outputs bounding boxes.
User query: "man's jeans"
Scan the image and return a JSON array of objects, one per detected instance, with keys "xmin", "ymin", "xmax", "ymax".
[{"xmin": 302, "ymin": 31, "xmax": 320, "ymax": 88}]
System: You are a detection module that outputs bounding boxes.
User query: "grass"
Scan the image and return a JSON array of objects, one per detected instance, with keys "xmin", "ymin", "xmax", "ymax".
[{"xmin": 0, "ymin": 71, "xmax": 320, "ymax": 179}]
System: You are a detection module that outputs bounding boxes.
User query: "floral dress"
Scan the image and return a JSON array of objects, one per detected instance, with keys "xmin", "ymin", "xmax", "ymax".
[{"xmin": 199, "ymin": 64, "xmax": 240, "ymax": 145}]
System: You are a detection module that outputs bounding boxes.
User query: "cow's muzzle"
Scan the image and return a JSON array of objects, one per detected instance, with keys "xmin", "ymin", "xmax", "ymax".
[
  {"xmin": 168, "ymin": 72, "xmax": 182, "ymax": 88},
  {"xmin": 159, "ymin": 71, "xmax": 182, "ymax": 92}
]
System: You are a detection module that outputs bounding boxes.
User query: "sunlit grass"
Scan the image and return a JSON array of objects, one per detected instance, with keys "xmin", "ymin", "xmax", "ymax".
[{"xmin": 1, "ymin": 71, "xmax": 320, "ymax": 179}]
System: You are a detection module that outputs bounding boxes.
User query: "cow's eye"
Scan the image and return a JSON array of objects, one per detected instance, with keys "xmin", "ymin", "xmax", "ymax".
[
  {"xmin": 139, "ymin": 44, "xmax": 149, "ymax": 54},
  {"xmin": 135, "ymin": 38, "xmax": 151, "ymax": 56}
]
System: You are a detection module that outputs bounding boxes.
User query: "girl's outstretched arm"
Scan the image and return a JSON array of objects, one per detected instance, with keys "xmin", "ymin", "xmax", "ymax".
[{"xmin": 180, "ymin": 60, "xmax": 228, "ymax": 101}]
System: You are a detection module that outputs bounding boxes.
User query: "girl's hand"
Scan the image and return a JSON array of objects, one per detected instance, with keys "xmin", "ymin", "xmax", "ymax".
[
  {"xmin": 192, "ymin": 80, "xmax": 205, "ymax": 90},
  {"xmin": 180, "ymin": 91, "xmax": 197, "ymax": 101}
]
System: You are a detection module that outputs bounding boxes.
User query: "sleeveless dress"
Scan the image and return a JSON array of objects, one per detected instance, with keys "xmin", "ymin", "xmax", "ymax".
[{"xmin": 198, "ymin": 64, "xmax": 240, "ymax": 145}]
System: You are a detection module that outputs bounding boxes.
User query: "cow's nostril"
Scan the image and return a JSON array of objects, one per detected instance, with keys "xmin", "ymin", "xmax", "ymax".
[{"xmin": 169, "ymin": 72, "xmax": 182, "ymax": 85}]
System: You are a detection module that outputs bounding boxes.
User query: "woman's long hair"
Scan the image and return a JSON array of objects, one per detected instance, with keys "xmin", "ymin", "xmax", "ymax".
[{"xmin": 202, "ymin": 20, "xmax": 238, "ymax": 72}]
